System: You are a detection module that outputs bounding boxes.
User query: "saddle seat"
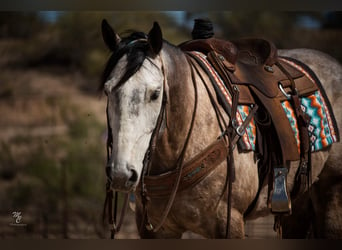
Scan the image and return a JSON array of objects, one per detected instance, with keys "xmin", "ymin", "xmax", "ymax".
[{"xmin": 179, "ymin": 37, "xmax": 278, "ymax": 67}]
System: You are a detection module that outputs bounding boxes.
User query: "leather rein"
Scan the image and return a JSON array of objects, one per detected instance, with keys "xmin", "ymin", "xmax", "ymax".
[{"xmin": 102, "ymin": 50, "xmax": 257, "ymax": 239}]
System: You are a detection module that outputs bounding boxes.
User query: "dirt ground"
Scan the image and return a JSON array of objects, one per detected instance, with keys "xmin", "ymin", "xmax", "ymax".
[{"xmin": 113, "ymin": 209, "xmax": 277, "ymax": 239}]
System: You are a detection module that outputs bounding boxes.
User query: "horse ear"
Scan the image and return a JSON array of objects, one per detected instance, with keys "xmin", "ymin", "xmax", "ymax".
[
  {"xmin": 148, "ymin": 22, "xmax": 163, "ymax": 55},
  {"xmin": 101, "ymin": 19, "xmax": 120, "ymax": 51}
]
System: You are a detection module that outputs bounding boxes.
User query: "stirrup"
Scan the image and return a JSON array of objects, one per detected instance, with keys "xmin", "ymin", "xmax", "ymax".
[{"xmin": 270, "ymin": 167, "xmax": 292, "ymax": 214}]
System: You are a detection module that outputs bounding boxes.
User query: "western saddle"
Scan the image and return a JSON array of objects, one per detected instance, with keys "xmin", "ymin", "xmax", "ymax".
[{"xmin": 179, "ymin": 32, "xmax": 317, "ymax": 215}]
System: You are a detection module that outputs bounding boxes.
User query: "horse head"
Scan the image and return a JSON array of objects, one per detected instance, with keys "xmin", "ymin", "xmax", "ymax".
[{"xmin": 101, "ymin": 20, "xmax": 165, "ymax": 192}]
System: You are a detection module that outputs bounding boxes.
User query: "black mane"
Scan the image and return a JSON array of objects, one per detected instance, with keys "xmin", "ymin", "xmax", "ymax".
[{"xmin": 99, "ymin": 31, "xmax": 150, "ymax": 91}]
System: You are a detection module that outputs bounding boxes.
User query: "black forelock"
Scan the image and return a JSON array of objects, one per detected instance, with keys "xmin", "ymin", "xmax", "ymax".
[{"xmin": 99, "ymin": 31, "xmax": 151, "ymax": 92}]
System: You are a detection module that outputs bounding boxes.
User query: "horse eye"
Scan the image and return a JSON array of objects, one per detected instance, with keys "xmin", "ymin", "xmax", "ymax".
[{"xmin": 150, "ymin": 89, "xmax": 161, "ymax": 101}]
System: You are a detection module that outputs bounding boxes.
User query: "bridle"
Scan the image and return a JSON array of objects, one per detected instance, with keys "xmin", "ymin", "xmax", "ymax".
[{"xmin": 102, "ymin": 49, "xmax": 172, "ymax": 238}]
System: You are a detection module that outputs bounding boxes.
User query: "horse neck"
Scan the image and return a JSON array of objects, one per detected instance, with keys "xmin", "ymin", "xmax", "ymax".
[{"xmin": 150, "ymin": 45, "xmax": 196, "ymax": 175}]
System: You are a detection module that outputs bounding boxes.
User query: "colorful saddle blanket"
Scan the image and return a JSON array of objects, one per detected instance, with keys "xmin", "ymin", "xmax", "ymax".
[{"xmin": 191, "ymin": 51, "xmax": 339, "ymax": 153}]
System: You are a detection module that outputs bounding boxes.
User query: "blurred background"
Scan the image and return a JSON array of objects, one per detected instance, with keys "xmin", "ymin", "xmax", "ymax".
[{"xmin": 0, "ymin": 11, "xmax": 341, "ymax": 239}]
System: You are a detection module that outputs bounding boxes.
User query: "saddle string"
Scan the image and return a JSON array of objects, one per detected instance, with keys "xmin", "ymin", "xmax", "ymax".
[{"xmin": 224, "ymin": 84, "xmax": 241, "ymax": 238}]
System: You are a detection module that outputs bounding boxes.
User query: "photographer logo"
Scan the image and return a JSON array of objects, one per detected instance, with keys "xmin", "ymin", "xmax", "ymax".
[{"xmin": 10, "ymin": 211, "xmax": 27, "ymax": 227}]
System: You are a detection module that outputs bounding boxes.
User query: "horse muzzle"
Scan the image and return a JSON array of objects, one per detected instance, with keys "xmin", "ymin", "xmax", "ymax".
[{"xmin": 106, "ymin": 162, "xmax": 139, "ymax": 192}]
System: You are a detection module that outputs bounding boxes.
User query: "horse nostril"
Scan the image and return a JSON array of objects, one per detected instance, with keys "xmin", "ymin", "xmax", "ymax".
[{"xmin": 129, "ymin": 169, "xmax": 138, "ymax": 183}]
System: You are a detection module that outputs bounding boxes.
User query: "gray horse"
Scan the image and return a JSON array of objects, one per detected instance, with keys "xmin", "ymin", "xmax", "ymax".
[{"xmin": 101, "ymin": 20, "xmax": 342, "ymax": 238}]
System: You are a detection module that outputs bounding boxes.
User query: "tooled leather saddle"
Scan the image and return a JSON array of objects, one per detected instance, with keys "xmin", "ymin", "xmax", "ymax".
[{"xmin": 180, "ymin": 37, "xmax": 318, "ymax": 214}]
